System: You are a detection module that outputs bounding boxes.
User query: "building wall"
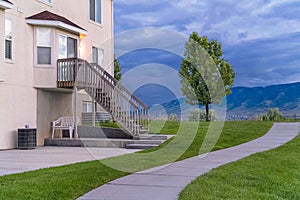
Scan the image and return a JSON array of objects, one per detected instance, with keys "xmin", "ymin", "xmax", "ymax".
[
  {"xmin": 0, "ymin": 85, "xmax": 37, "ymax": 149},
  {"xmin": 0, "ymin": 3, "xmax": 38, "ymax": 149},
  {"xmin": 0, "ymin": 9, "xmax": 4, "ymax": 81},
  {"xmin": 36, "ymin": 89, "xmax": 73, "ymax": 145},
  {"xmin": 0, "ymin": 0, "xmax": 114, "ymax": 149}
]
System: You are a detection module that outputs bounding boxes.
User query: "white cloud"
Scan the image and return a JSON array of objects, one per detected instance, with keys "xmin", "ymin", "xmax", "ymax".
[
  {"xmin": 115, "ymin": 0, "xmax": 163, "ymax": 6},
  {"xmin": 116, "ymin": 0, "xmax": 300, "ymax": 44},
  {"xmin": 114, "ymin": 0, "xmax": 300, "ymax": 87},
  {"xmin": 114, "ymin": 28, "xmax": 187, "ymax": 57},
  {"xmin": 251, "ymin": 0, "xmax": 299, "ymax": 16},
  {"xmin": 210, "ymin": 16, "xmax": 300, "ymax": 44}
]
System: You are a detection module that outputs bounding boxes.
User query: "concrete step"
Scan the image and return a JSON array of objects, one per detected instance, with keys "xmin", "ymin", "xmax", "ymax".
[
  {"xmin": 126, "ymin": 140, "xmax": 163, "ymax": 145},
  {"xmin": 78, "ymin": 126, "xmax": 132, "ymax": 139},
  {"xmin": 44, "ymin": 138, "xmax": 83, "ymax": 147},
  {"xmin": 138, "ymin": 134, "xmax": 169, "ymax": 140},
  {"xmin": 80, "ymin": 138, "xmax": 129, "ymax": 148},
  {"xmin": 126, "ymin": 144, "xmax": 159, "ymax": 149},
  {"xmin": 45, "ymin": 138, "xmax": 164, "ymax": 149},
  {"xmin": 139, "ymin": 130, "xmax": 150, "ymax": 135}
]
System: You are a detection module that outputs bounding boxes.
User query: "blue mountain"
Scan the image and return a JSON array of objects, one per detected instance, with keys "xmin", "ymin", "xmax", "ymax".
[{"xmin": 147, "ymin": 82, "xmax": 300, "ymax": 120}]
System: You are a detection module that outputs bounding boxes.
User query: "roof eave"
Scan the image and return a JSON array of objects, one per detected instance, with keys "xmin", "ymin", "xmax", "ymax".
[
  {"xmin": 26, "ymin": 19, "xmax": 87, "ymax": 35},
  {"xmin": 0, "ymin": 1, "xmax": 13, "ymax": 9}
]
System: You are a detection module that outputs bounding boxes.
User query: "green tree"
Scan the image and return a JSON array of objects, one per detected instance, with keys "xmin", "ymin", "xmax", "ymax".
[
  {"xmin": 179, "ymin": 32, "xmax": 235, "ymax": 121},
  {"xmin": 189, "ymin": 109, "xmax": 217, "ymax": 121},
  {"xmin": 114, "ymin": 56, "xmax": 122, "ymax": 81},
  {"xmin": 258, "ymin": 108, "xmax": 283, "ymax": 121}
]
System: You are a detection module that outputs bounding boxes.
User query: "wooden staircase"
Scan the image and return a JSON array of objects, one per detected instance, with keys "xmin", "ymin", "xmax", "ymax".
[{"xmin": 57, "ymin": 58, "xmax": 149, "ymax": 138}]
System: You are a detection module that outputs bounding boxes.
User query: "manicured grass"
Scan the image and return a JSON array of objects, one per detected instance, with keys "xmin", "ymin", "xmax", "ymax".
[
  {"xmin": 179, "ymin": 132, "xmax": 300, "ymax": 200},
  {"xmin": 0, "ymin": 162, "xmax": 127, "ymax": 200},
  {"xmin": 149, "ymin": 120, "xmax": 180, "ymax": 134},
  {"xmin": 98, "ymin": 120, "xmax": 181, "ymax": 134},
  {"xmin": 143, "ymin": 121, "xmax": 273, "ymax": 161},
  {"xmin": 97, "ymin": 121, "xmax": 120, "ymax": 129},
  {"xmin": 0, "ymin": 121, "xmax": 273, "ymax": 199}
]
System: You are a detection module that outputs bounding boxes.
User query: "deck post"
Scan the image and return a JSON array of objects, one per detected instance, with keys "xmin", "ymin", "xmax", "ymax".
[
  {"xmin": 92, "ymin": 97, "xmax": 96, "ymax": 127},
  {"xmin": 74, "ymin": 86, "xmax": 78, "ymax": 139}
]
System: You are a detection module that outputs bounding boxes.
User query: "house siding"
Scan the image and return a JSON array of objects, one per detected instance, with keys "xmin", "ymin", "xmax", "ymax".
[{"xmin": 0, "ymin": 0, "xmax": 114, "ymax": 149}]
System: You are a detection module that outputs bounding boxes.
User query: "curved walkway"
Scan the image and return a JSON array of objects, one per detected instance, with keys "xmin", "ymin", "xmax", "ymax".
[{"xmin": 79, "ymin": 123, "xmax": 300, "ymax": 200}]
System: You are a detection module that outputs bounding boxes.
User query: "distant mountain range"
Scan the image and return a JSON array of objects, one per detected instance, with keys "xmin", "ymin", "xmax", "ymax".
[
  {"xmin": 226, "ymin": 82, "xmax": 300, "ymax": 119},
  {"xmin": 150, "ymin": 82, "xmax": 300, "ymax": 120}
]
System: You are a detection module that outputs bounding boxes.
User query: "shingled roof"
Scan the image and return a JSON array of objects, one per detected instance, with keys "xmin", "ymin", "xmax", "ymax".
[
  {"xmin": 2, "ymin": 0, "xmax": 13, "ymax": 4},
  {"xmin": 26, "ymin": 10, "xmax": 87, "ymax": 35},
  {"xmin": 0, "ymin": 0, "xmax": 13, "ymax": 9}
]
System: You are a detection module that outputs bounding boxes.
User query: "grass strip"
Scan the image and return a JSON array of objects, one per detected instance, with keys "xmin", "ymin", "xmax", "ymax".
[{"xmin": 179, "ymin": 132, "xmax": 300, "ymax": 200}]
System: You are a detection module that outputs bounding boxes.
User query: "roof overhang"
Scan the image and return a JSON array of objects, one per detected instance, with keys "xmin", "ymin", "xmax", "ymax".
[
  {"xmin": 0, "ymin": 0, "xmax": 13, "ymax": 9},
  {"xmin": 26, "ymin": 19, "xmax": 88, "ymax": 35}
]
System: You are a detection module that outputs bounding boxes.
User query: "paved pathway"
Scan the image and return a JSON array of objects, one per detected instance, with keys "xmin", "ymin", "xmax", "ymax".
[
  {"xmin": 79, "ymin": 123, "xmax": 300, "ymax": 200},
  {"xmin": 0, "ymin": 147, "xmax": 139, "ymax": 176}
]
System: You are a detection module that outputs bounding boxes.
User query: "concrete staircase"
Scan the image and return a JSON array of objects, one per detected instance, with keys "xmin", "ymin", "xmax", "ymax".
[{"xmin": 45, "ymin": 126, "xmax": 171, "ymax": 149}]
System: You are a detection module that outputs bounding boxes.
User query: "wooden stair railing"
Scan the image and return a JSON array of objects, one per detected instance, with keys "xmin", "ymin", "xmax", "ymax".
[{"xmin": 57, "ymin": 58, "xmax": 149, "ymax": 137}]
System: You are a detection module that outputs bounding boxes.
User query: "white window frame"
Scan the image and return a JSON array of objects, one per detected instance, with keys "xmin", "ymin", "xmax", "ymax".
[
  {"xmin": 58, "ymin": 34, "xmax": 68, "ymax": 59},
  {"xmin": 82, "ymin": 102, "xmax": 93, "ymax": 113},
  {"xmin": 37, "ymin": 0, "xmax": 52, "ymax": 5},
  {"xmin": 89, "ymin": 0, "xmax": 103, "ymax": 25},
  {"xmin": 35, "ymin": 27, "xmax": 53, "ymax": 66},
  {"xmin": 92, "ymin": 46, "xmax": 104, "ymax": 67},
  {"xmin": 5, "ymin": 18, "xmax": 13, "ymax": 61}
]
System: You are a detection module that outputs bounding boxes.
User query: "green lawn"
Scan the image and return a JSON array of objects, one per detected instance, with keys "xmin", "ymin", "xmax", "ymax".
[
  {"xmin": 97, "ymin": 121, "xmax": 121, "ymax": 129},
  {"xmin": 179, "ymin": 132, "xmax": 300, "ymax": 200},
  {"xmin": 0, "ymin": 121, "xmax": 273, "ymax": 200}
]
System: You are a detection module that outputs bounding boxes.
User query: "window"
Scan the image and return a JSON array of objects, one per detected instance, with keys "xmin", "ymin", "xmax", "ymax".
[
  {"xmin": 90, "ymin": 0, "xmax": 102, "ymax": 24},
  {"xmin": 5, "ymin": 19, "xmax": 12, "ymax": 60},
  {"xmin": 41, "ymin": 0, "xmax": 51, "ymax": 3},
  {"xmin": 82, "ymin": 102, "xmax": 92, "ymax": 113},
  {"xmin": 36, "ymin": 28, "xmax": 52, "ymax": 65},
  {"xmin": 92, "ymin": 46, "xmax": 104, "ymax": 66},
  {"xmin": 58, "ymin": 35, "xmax": 77, "ymax": 59}
]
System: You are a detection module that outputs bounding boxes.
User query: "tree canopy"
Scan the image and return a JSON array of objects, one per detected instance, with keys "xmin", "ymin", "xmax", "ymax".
[
  {"xmin": 179, "ymin": 32, "xmax": 236, "ymax": 121},
  {"xmin": 114, "ymin": 56, "xmax": 122, "ymax": 81}
]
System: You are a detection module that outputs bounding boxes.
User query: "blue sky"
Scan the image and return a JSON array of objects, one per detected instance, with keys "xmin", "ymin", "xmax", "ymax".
[{"xmin": 114, "ymin": 0, "xmax": 300, "ymax": 87}]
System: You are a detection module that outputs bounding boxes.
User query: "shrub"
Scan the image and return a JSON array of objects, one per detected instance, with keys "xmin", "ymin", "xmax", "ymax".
[
  {"xmin": 169, "ymin": 113, "xmax": 178, "ymax": 121},
  {"xmin": 189, "ymin": 109, "xmax": 217, "ymax": 121},
  {"xmin": 258, "ymin": 108, "xmax": 283, "ymax": 121}
]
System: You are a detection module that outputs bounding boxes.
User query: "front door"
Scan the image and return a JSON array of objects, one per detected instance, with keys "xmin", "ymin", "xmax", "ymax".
[{"xmin": 58, "ymin": 35, "xmax": 77, "ymax": 59}]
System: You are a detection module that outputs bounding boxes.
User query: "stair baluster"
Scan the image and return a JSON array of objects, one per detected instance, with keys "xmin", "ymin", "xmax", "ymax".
[{"xmin": 57, "ymin": 58, "xmax": 149, "ymax": 137}]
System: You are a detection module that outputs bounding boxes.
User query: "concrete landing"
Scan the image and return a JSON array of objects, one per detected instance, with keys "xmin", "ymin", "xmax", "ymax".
[
  {"xmin": 0, "ymin": 147, "xmax": 139, "ymax": 177},
  {"xmin": 45, "ymin": 134, "xmax": 171, "ymax": 149},
  {"xmin": 78, "ymin": 123, "xmax": 300, "ymax": 200}
]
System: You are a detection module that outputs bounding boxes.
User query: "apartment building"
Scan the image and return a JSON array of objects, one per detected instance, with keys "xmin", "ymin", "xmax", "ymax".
[{"xmin": 0, "ymin": 0, "xmax": 114, "ymax": 149}]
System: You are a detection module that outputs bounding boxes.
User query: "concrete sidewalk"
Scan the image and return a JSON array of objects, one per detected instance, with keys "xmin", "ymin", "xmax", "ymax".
[
  {"xmin": 78, "ymin": 123, "xmax": 300, "ymax": 200},
  {"xmin": 0, "ymin": 147, "xmax": 139, "ymax": 176}
]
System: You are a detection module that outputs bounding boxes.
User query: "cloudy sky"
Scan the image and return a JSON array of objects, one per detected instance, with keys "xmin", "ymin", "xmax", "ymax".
[{"xmin": 113, "ymin": 0, "xmax": 300, "ymax": 88}]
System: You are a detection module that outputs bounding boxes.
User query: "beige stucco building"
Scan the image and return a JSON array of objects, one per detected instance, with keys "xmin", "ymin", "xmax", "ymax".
[{"xmin": 0, "ymin": 0, "xmax": 114, "ymax": 149}]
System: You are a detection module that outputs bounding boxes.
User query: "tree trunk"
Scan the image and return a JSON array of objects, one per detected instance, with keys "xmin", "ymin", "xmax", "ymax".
[{"xmin": 205, "ymin": 103, "xmax": 210, "ymax": 122}]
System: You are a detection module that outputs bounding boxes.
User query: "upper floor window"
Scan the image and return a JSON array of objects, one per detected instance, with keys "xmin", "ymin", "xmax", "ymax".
[
  {"xmin": 36, "ymin": 27, "xmax": 52, "ymax": 65},
  {"xmin": 90, "ymin": 0, "xmax": 102, "ymax": 24},
  {"xmin": 5, "ymin": 19, "xmax": 13, "ymax": 60},
  {"xmin": 41, "ymin": 0, "xmax": 51, "ymax": 3},
  {"xmin": 92, "ymin": 46, "xmax": 104, "ymax": 66}
]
